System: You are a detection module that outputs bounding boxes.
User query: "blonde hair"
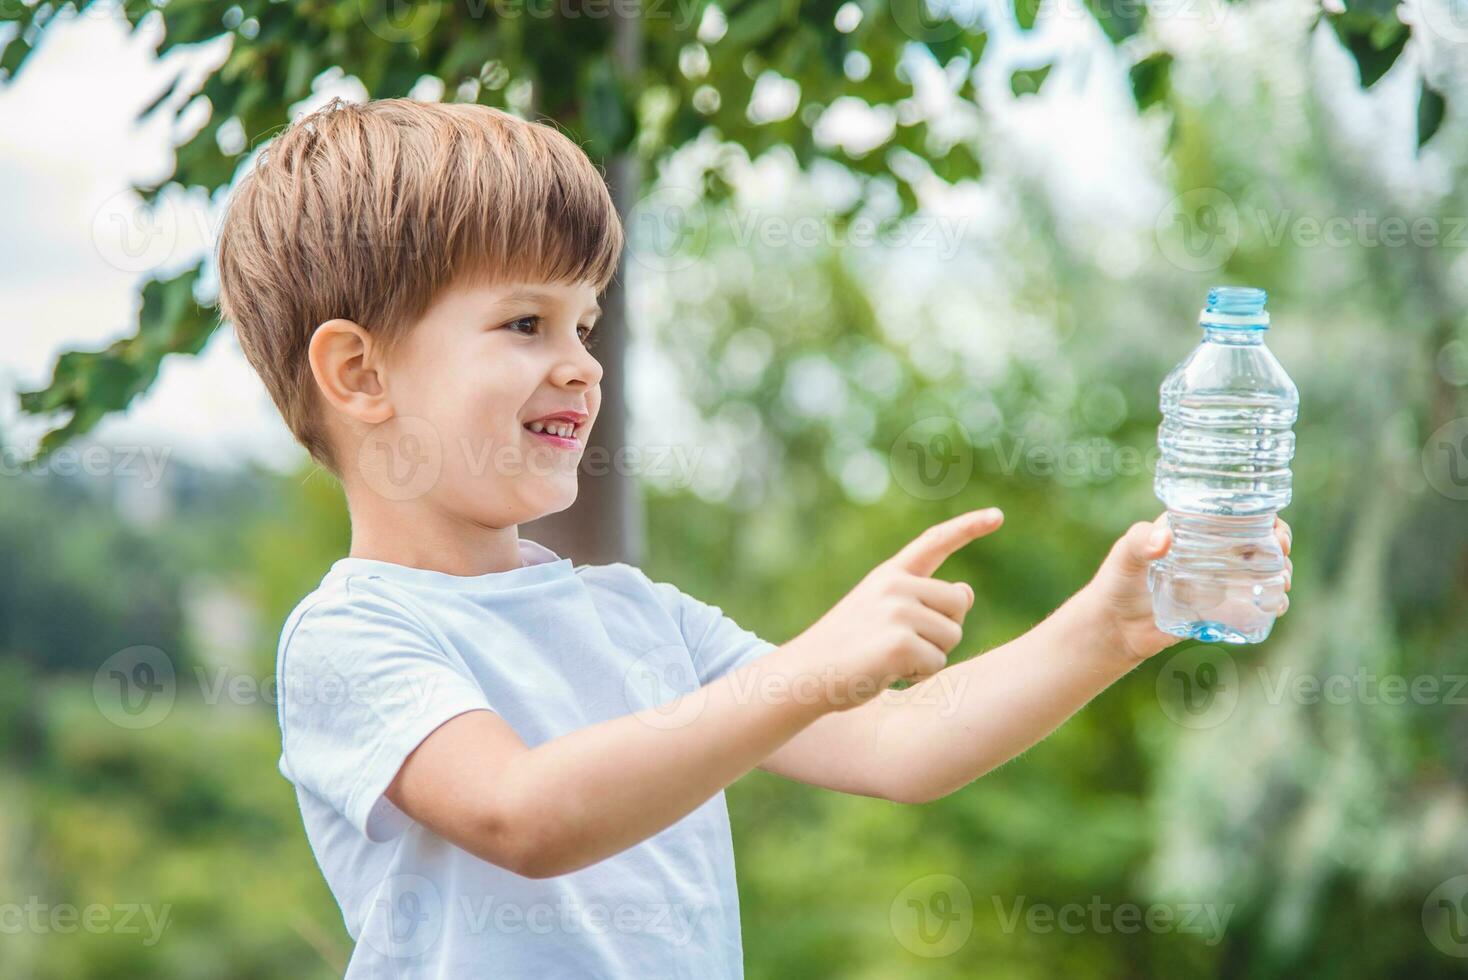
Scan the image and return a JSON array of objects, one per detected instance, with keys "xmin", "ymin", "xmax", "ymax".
[{"xmin": 216, "ymin": 97, "xmax": 624, "ymax": 472}]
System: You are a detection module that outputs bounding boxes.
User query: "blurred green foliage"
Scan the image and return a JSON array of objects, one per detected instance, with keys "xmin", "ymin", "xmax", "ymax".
[
  {"xmin": 0, "ymin": 0, "xmax": 1437, "ymax": 454},
  {"xmin": 2, "ymin": 1, "xmax": 1467, "ymax": 978}
]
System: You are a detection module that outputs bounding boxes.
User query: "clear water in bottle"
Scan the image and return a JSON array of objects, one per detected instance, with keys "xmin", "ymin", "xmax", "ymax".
[{"xmin": 1149, "ymin": 286, "xmax": 1299, "ymax": 644}]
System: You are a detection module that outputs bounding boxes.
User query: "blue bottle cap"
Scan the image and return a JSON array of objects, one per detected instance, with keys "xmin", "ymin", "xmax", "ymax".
[{"xmin": 1200, "ymin": 285, "xmax": 1269, "ymax": 328}]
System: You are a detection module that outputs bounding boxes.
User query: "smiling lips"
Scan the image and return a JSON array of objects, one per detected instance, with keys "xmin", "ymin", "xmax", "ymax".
[{"xmin": 523, "ymin": 410, "xmax": 588, "ymax": 449}]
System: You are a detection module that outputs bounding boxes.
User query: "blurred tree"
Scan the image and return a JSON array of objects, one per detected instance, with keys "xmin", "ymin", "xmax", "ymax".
[
  {"xmin": 0, "ymin": 474, "xmax": 185, "ymax": 673},
  {"xmin": 0, "ymin": 3, "xmax": 1463, "ymax": 969},
  {"xmin": 0, "ymin": 0, "xmax": 1439, "ymax": 563}
]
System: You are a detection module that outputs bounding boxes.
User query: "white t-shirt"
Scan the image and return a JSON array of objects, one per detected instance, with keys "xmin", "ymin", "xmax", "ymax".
[{"xmin": 275, "ymin": 537, "xmax": 778, "ymax": 979}]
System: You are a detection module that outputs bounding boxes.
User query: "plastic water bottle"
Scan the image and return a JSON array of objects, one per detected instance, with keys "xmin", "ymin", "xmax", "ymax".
[{"xmin": 1149, "ymin": 286, "xmax": 1298, "ymax": 644}]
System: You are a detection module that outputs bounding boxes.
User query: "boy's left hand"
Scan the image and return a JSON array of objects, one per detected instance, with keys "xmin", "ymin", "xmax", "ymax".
[{"xmin": 1087, "ymin": 513, "xmax": 1293, "ymax": 661}]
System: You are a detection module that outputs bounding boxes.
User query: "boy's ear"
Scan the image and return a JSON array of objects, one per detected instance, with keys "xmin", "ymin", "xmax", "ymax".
[{"xmin": 307, "ymin": 318, "xmax": 394, "ymax": 426}]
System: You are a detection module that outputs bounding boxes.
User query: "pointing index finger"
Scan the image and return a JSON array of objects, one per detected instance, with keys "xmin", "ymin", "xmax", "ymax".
[{"xmin": 890, "ymin": 508, "xmax": 1004, "ymax": 578}]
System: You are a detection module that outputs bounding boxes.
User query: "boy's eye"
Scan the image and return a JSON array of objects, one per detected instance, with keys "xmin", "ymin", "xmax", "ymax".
[{"xmin": 502, "ymin": 314, "xmax": 597, "ymax": 350}]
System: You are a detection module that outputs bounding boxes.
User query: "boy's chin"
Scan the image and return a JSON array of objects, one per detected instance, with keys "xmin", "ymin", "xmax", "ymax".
[{"xmin": 525, "ymin": 479, "xmax": 579, "ymax": 518}]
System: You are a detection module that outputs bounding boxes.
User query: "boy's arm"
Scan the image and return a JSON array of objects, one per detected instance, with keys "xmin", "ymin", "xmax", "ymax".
[
  {"xmin": 386, "ymin": 642, "xmax": 827, "ymax": 879},
  {"xmin": 875, "ymin": 589, "xmax": 1144, "ymax": 804},
  {"xmin": 386, "ymin": 511, "xmax": 997, "ymax": 878},
  {"xmin": 759, "ymin": 583, "xmax": 1131, "ymax": 804},
  {"xmin": 758, "ymin": 514, "xmax": 1293, "ymax": 805}
]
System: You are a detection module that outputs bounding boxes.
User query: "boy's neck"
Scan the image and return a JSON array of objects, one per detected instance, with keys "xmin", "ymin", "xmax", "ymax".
[{"xmin": 345, "ymin": 489, "xmax": 526, "ymax": 577}]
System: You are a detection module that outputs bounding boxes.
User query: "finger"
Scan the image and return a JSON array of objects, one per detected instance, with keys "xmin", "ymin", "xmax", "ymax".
[
  {"xmin": 1274, "ymin": 517, "xmax": 1292, "ymax": 556},
  {"xmin": 1284, "ymin": 556, "xmax": 1292, "ymax": 592},
  {"xmin": 1111, "ymin": 517, "xmax": 1171, "ymax": 576},
  {"xmin": 903, "ymin": 576, "xmax": 973, "ymax": 620},
  {"xmin": 902, "ymin": 635, "xmax": 950, "ymax": 680},
  {"xmin": 904, "ymin": 605, "xmax": 963, "ymax": 653},
  {"xmin": 889, "ymin": 508, "xmax": 1004, "ymax": 578}
]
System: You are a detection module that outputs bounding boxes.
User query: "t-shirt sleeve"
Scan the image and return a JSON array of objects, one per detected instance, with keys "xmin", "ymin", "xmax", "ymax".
[
  {"xmin": 277, "ymin": 583, "xmax": 493, "ymax": 842},
  {"xmin": 639, "ymin": 572, "xmax": 779, "ymax": 686}
]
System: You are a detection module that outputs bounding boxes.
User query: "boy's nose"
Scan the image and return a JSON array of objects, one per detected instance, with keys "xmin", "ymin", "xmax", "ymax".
[{"xmin": 551, "ymin": 341, "xmax": 603, "ymax": 389}]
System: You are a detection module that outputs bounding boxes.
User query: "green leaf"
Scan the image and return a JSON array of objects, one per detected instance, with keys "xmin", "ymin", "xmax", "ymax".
[
  {"xmin": 16, "ymin": 266, "xmax": 217, "ymax": 460},
  {"xmin": 1328, "ymin": 11, "xmax": 1407, "ymax": 88},
  {"xmin": 1010, "ymin": 63, "xmax": 1052, "ymax": 97},
  {"xmin": 722, "ymin": 0, "xmax": 789, "ymax": 49},
  {"xmin": 1342, "ymin": 0, "xmax": 1403, "ymax": 16},
  {"xmin": 0, "ymin": 35, "xmax": 32, "ymax": 78},
  {"xmin": 1130, "ymin": 51, "xmax": 1173, "ymax": 111},
  {"xmin": 1085, "ymin": 0, "xmax": 1146, "ymax": 43},
  {"xmin": 1015, "ymin": 0, "xmax": 1043, "ymax": 31},
  {"xmin": 927, "ymin": 140, "xmax": 982, "ymax": 183},
  {"xmin": 1418, "ymin": 78, "xmax": 1446, "ymax": 151}
]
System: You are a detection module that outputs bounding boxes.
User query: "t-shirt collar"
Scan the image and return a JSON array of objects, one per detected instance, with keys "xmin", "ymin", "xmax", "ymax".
[
  {"xmin": 516, "ymin": 537, "xmax": 562, "ymax": 567},
  {"xmin": 326, "ymin": 537, "xmax": 572, "ymax": 591}
]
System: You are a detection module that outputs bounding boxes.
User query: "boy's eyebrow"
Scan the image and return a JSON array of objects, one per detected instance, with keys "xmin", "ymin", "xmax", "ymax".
[{"xmin": 501, "ymin": 286, "xmax": 601, "ymax": 319}]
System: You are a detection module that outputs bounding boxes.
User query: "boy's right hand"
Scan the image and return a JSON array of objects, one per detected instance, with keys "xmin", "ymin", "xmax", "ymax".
[{"xmin": 792, "ymin": 508, "xmax": 1003, "ymax": 711}]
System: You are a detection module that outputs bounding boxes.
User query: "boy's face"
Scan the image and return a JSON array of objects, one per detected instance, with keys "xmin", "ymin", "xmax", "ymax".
[{"xmin": 375, "ymin": 277, "xmax": 603, "ymax": 526}]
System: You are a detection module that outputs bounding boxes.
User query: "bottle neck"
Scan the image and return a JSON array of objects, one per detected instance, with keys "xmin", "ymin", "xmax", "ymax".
[{"xmin": 1202, "ymin": 326, "xmax": 1266, "ymax": 346}]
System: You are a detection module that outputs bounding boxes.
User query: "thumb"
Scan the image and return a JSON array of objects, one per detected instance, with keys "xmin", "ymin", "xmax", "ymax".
[
  {"xmin": 1110, "ymin": 516, "xmax": 1170, "ymax": 576},
  {"xmin": 889, "ymin": 508, "xmax": 1004, "ymax": 578}
]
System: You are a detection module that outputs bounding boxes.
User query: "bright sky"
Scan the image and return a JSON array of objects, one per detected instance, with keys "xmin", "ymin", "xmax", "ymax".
[
  {"xmin": 0, "ymin": 10, "xmax": 300, "ymax": 469},
  {"xmin": 0, "ymin": 0, "xmax": 1428, "ymax": 474}
]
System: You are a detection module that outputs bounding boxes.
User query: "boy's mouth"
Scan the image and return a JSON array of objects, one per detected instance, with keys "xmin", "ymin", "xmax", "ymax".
[{"xmin": 523, "ymin": 410, "xmax": 587, "ymax": 450}]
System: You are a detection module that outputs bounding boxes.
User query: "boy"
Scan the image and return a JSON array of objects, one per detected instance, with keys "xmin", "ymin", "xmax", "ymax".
[{"xmin": 218, "ymin": 98, "xmax": 1291, "ymax": 977}]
